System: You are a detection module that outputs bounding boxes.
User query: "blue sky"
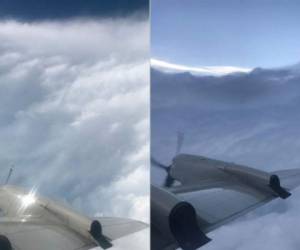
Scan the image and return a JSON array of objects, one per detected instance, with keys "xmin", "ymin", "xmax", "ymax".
[{"xmin": 152, "ymin": 0, "xmax": 300, "ymax": 68}]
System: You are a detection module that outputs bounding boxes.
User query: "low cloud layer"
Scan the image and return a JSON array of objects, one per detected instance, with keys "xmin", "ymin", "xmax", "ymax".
[
  {"xmin": 0, "ymin": 19, "xmax": 149, "ymax": 249},
  {"xmin": 151, "ymin": 65, "xmax": 300, "ymax": 249}
]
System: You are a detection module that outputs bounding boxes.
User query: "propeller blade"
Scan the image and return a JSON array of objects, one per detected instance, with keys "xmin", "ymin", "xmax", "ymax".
[
  {"xmin": 152, "ymin": 131, "xmax": 184, "ymax": 188},
  {"xmin": 151, "ymin": 157, "xmax": 169, "ymax": 170},
  {"xmin": 175, "ymin": 132, "xmax": 184, "ymax": 155},
  {"xmin": 4, "ymin": 167, "xmax": 13, "ymax": 185}
]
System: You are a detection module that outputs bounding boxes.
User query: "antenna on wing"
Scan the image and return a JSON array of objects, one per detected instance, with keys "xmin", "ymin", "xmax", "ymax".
[{"xmin": 4, "ymin": 166, "xmax": 14, "ymax": 185}]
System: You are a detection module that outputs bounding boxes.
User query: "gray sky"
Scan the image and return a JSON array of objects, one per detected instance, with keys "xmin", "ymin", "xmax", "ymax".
[
  {"xmin": 0, "ymin": 18, "xmax": 149, "ymax": 249},
  {"xmin": 152, "ymin": 0, "xmax": 300, "ymax": 68}
]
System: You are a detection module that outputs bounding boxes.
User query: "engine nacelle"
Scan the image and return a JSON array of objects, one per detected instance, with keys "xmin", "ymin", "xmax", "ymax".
[
  {"xmin": 224, "ymin": 165, "xmax": 291, "ymax": 199},
  {"xmin": 151, "ymin": 186, "xmax": 211, "ymax": 250},
  {"xmin": 89, "ymin": 220, "xmax": 113, "ymax": 249},
  {"xmin": 0, "ymin": 235, "xmax": 12, "ymax": 250}
]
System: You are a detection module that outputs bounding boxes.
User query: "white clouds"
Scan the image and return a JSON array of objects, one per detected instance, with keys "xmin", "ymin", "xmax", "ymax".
[
  {"xmin": 0, "ymin": 20, "xmax": 147, "ymax": 64},
  {"xmin": 0, "ymin": 18, "xmax": 149, "ymax": 249},
  {"xmin": 203, "ymin": 196, "xmax": 300, "ymax": 250}
]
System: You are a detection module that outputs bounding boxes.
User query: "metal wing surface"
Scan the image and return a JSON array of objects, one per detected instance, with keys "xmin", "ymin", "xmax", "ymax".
[
  {"xmin": 0, "ymin": 186, "xmax": 96, "ymax": 250},
  {"xmin": 0, "ymin": 222, "xmax": 95, "ymax": 250},
  {"xmin": 0, "ymin": 186, "xmax": 147, "ymax": 250},
  {"xmin": 169, "ymin": 154, "xmax": 300, "ymax": 233},
  {"xmin": 0, "ymin": 218, "xmax": 147, "ymax": 250},
  {"xmin": 96, "ymin": 217, "xmax": 148, "ymax": 240}
]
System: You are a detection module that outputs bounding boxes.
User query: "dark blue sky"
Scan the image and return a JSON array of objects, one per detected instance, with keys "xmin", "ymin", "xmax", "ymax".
[
  {"xmin": 152, "ymin": 0, "xmax": 300, "ymax": 68},
  {"xmin": 0, "ymin": 0, "xmax": 148, "ymax": 20}
]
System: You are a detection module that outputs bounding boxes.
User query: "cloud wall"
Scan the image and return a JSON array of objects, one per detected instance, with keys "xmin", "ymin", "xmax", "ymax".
[{"xmin": 0, "ymin": 19, "xmax": 149, "ymax": 249}]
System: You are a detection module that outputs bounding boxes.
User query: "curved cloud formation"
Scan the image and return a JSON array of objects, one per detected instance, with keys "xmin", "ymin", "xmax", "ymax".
[
  {"xmin": 151, "ymin": 58, "xmax": 252, "ymax": 76},
  {"xmin": 0, "ymin": 19, "xmax": 149, "ymax": 249}
]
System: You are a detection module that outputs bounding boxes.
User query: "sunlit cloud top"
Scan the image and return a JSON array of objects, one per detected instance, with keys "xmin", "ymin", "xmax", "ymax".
[{"xmin": 151, "ymin": 58, "xmax": 252, "ymax": 76}]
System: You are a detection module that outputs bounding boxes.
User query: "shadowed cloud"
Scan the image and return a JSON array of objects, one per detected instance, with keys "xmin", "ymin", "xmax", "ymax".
[{"xmin": 151, "ymin": 64, "xmax": 300, "ymax": 250}]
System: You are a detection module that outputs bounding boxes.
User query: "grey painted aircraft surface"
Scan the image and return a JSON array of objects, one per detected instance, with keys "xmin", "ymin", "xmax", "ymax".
[
  {"xmin": 0, "ymin": 185, "xmax": 147, "ymax": 250},
  {"xmin": 151, "ymin": 149, "xmax": 300, "ymax": 250}
]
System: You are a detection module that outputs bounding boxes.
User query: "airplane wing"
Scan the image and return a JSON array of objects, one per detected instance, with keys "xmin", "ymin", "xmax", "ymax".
[
  {"xmin": 0, "ymin": 217, "xmax": 147, "ymax": 250},
  {"xmin": 0, "ymin": 186, "xmax": 147, "ymax": 250},
  {"xmin": 150, "ymin": 154, "xmax": 300, "ymax": 250},
  {"xmin": 96, "ymin": 217, "xmax": 148, "ymax": 240},
  {"xmin": 170, "ymin": 154, "xmax": 300, "ymax": 233},
  {"xmin": 272, "ymin": 169, "xmax": 300, "ymax": 190},
  {"xmin": 0, "ymin": 221, "xmax": 96, "ymax": 250}
]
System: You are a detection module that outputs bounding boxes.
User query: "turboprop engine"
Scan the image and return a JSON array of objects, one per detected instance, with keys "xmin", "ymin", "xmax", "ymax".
[{"xmin": 151, "ymin": 185, "xmax": 211, "ymax": 250}]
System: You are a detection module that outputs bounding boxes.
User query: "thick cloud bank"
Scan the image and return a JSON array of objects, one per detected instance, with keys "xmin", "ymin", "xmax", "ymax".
[
  {"xmin": 0, "ymin": 19, "xmax": 149, "ymax": 249},
  {"xmin": 151, "ymin": 65, "xmax": 300, "ymax": 249}
]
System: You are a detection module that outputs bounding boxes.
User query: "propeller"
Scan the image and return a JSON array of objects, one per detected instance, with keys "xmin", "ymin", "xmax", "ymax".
[
  {"xmin": 152, "ymin": 132, "xmax": 185, "ymax": 188},
  {"xmin": 4, "ymin": 166, "xmax": 13, "ymax": 185}
]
